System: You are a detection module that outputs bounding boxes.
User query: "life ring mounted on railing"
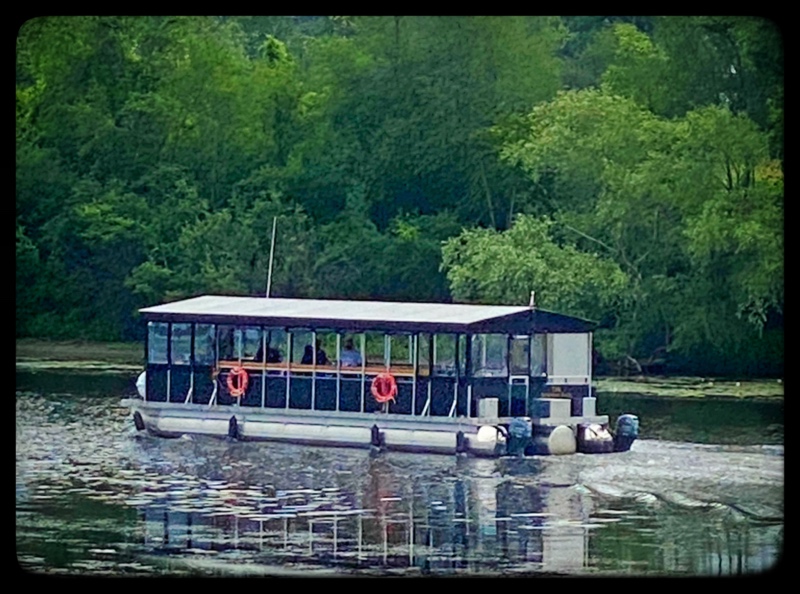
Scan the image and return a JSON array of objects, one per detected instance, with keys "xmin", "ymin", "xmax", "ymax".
[
  {"xmin": 226, "ymin": 366, "xmax": 249, "ymax": 398},
  {"xmin": 371, "ymin": 373, "xmax": 397, "ymax": 404}
]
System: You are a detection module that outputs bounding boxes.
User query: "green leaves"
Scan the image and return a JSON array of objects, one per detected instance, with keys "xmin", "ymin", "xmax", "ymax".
[
  {"xmin": 14, "ymin": 16, "xmax": 783, "ymax": 376},
  {"xmin": 601, "ymin": 23, "xmax": 670, "ymax": 113},
  {"xmin": 442, "ymin": 215, "xmax": 628, "ymax": 321},
  {"xmin": 492, "ymin": 82, "xmax": 782, "ymax": 365}
]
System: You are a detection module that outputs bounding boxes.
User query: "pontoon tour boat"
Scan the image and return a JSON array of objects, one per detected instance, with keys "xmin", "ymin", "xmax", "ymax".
[{"xmin": 122, "ymin": 295, "xmax": 639, "ymax": 456}]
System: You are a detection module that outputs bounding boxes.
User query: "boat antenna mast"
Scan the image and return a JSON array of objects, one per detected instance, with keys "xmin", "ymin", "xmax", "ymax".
[{"xmin": 266, "ymin": 215, "xmax": 277, "ymax": 298}]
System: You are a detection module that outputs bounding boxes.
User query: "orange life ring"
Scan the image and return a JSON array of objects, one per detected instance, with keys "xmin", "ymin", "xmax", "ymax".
[
  {"xmin": 226, "ymin": 366, "xmax": 249, "ymax": 397},
  {"xmin": 371, "ymin": 373, "xmax": 397, "ymax": 404}
]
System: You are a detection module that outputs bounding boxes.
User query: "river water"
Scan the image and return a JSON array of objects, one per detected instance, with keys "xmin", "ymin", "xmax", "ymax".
[{"xmin": 16, "ymin": 369, "xmax": 783, "ymax": 576}]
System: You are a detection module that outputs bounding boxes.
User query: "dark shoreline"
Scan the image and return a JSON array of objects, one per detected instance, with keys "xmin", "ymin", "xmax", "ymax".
[{"xmin": 16, "ymin": 338, "xmax": 143, "ymax": 366}]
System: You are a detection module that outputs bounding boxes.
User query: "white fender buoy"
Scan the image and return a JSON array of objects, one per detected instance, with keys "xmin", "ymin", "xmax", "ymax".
[
  {"xmin": 476, "ymin": 425, "xmax": 500, "ymax": 443},
  {"xmin": 136, "ymin": 371, "xmax": 146, "ymax": 399},
  {"xmin": 548, "ymin": 425, "xmax": 577, "ymax": 455}
]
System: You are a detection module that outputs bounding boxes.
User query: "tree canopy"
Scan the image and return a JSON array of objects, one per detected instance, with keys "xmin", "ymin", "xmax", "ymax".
[{"xmin": 16, "ymin": 16, "xmax": 783, "ymax": 376}]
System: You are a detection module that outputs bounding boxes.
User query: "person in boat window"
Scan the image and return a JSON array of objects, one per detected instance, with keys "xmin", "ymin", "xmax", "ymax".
[
  {"xmin": 340, "ymin": 338, "xmax": 362, "ymax": 367},
  {"xmin": 301, "ymin": 340, "xmax": 329, "ymax": 365},
  {"xmin": 254, "ymin": 343, "xmax": 283, "ymax": 363}
]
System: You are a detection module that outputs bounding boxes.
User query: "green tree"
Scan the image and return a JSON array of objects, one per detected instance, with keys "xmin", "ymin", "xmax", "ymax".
[
  {"xmin": 17, "ymin": 17, "xmax": 321, "ymax": 338},
  {"xmin": 296, "ymin": 16, "xmax": 567, "ymax": 228},
  {"xmin": 493, "ymin": 88, "xmax": 782, "ymax": 369},
  {"xmin": 441, "ymin": 215, "xmax": 628, "ymax": 323}
]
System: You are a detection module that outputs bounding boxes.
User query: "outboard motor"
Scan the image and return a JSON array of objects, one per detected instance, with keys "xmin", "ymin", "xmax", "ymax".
[
  {"xmin": 577, "ymin": 423, "xmax": 614, "ymax": 454},
  {"xmin": 507, "ymin": 418, "xmax": 532, "ymax": 457},
  {"xmin": 613, "ymin": 414, "xmax": 639, "ymax": 452}
]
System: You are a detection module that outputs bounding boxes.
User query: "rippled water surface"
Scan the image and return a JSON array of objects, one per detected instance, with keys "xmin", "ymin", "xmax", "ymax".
[{"xmin": 16, "ymin": 370, "xmax": 783, "ymax": 576}]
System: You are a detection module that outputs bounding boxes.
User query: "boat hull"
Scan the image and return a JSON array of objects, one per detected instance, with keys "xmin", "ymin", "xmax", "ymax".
[
  {"xmin": 122, "ymin": 398, "xmax": 626, "ymax": 457},
  {"xmin": 125, "ymin": 400, "xmax": 506, "ymax": 457}
]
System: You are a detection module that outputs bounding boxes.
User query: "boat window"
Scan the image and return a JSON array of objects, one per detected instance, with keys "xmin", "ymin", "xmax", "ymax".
[
  {"xmin": 471, "ymin": 334, "xmax": 508, "ymax": 377},
  {"xmin": 509, "ymin": 335, "xmax": 530, "ymax": 375},
  {"xmin": 339, "ymin": 333, "xmax": 364, "ymax": 368},
  {"xmin": 264, "ymin": 328, "xmax": 287, "ymax": 364},
  {"xmin": 531, "ymin": 334, "xmax": 546, "ymax": 377},
  {"xmin": 147, "ymin": 322, "xmax": 168, "ymax": 364},
  {"xmin": 549, "ymin": 333, "xmax": 590, "ymax": 378},
  {"xmin": 365, "ymin": 332, "xmax": 385, "ymax": 367},
  {"xmin": 433, "ymin": 334, "xmax": 457, "ymax": 376},
  {"xmin": 388, "ymin": 333, "xmax": 412, "ymax": 367},
  {"xmin": 194, "ymin": 324, "xmax": 216, "ymax": 366},
  {"xmin": 170, "ymin": 323, "xmax": 192, "ymax": 365},
  {"xmin": 458, "ymin": 334, "xmax": 467, "ymax": 376},
  {"xmin": 314, "ymin": 330, "xmax": 335, "ymax": 367},
  {"xmin": 290, "ymin": 329, "xmax": 313, "ymax": 365},
  {"xmin": 418, "ymin": 333, "xmax": 430, "ymax": 374},
  {"xmin": 240, "ymin": 326, "xmax": 262, "ymax": 360},
  {"xmin": 218, "ymin": 325, "xmax": 236, "ymax": 361}
]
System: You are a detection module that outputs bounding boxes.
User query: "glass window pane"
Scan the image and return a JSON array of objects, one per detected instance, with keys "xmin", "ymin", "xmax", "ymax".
[
  {"xmin": 509, "ymin": 336, "xmax": 529, "ymax": 375},
  {"xmin": 365, "ymin": 332, "xmax": 385, "ymax": 367},
  {"xmin": 433, "ymin": 334, "xmax": 456, "ymax": 376},
  {"xmin": 234, "ymin": 329, "xmax": 243, "ymax": 360},
  {"xmin": 262, "ymin": 328, "xmax": 286, "ymax": 363},
  {"xmin": 313, "ymin": 330, "xmax": 335, "ymax": 367},
  {"xmin": 531, "ymin": 334, "xmax": 546, "ymax": 377},
  {"xmin": 148, "ymin": 322, "xmax": 168, "ymax": 364},
  {"xmin": 241, "ymin": 326, "xmax": 262, "ymax": 360},
  {"xmin": 170, "ymin": 323, "xmax": 192, "ymax": 365},
  {"xmin": 291, "ymin": 329, "xmax": 313, "ymax": 364},
  {"xmin": 459, "ymin": 334, "xmax": 467, "ymax": 376},
  {"xmin": 418, "ymin": 333, "xmax": 430, "ymax": 372},
  {"xmin": 340, "ymin": 333, "xmax": 363, "ymax": 368},
  {"xmin": 194, "ymin": 324, "xmax": 216, "ymax": 365},
  {"xmin": 218, "ymin": 325, "xmax": 236, "ymax": 361},
  {"xmin": 551, "ymin": 333, "xmax": 589, "ymax": 377},
  {"xmin": 471, "ymin": 334, "xmax": 508, "ymax": 377},
  {"xmin": 389, "ymin": 333, "xmax": 411, "ymax": 366}
]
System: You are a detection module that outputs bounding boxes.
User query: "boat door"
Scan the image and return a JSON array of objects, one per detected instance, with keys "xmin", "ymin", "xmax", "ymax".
[{"xmin": 508, "ymin": 335, "xmax": 531, "ymax": 416}]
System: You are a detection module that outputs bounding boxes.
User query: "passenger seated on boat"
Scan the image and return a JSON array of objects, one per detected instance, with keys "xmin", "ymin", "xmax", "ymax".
[
  {"xmin": 340, "ymin": 338, "xmax": 362, "ymax": 367},
  {"xmin": 301, "ymin": 341, "xmax": 330, "ymax": 365},
  {"xmin": 254, "ymin": 344, "xmax": 282, "ymax": 363}
]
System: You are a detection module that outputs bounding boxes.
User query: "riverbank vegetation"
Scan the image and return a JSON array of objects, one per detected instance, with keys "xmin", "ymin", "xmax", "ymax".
[
  {"xmin": 16, "ymin": 17, "xmax": 783, "ymax": 377},
  {"xmin": 16, "ymin": 338, "xmax": 142, "ymax": 365}
]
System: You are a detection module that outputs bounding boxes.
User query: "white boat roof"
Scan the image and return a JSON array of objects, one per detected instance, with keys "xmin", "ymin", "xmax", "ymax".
[
  {"xmin": 140, "ymin": 295, "xmax": 595, "ymax": 333},
  {"xmin": 140, "ymin": 295, "xmax": 530, "ymax": 325}
]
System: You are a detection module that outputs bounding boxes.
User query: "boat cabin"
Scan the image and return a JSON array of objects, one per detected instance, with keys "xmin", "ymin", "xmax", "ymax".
[{"xmin": 140, "ymin": 295, "xmax": 597, "ymax": 421}]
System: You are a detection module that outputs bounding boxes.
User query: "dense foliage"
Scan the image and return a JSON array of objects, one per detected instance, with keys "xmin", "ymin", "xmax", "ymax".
[{"xmin": 16, "ymin": 16, "xmax": 783, "ymax": 376}]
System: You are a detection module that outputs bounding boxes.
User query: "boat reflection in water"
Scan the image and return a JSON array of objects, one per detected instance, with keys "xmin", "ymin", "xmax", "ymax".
[
  {"xmin": 138, "ymin": 463, "xmax": 590, "ymax": 573},
  {"xmin": 132, "ymin": 453, "xmax": 779, "ymax": 575}
]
